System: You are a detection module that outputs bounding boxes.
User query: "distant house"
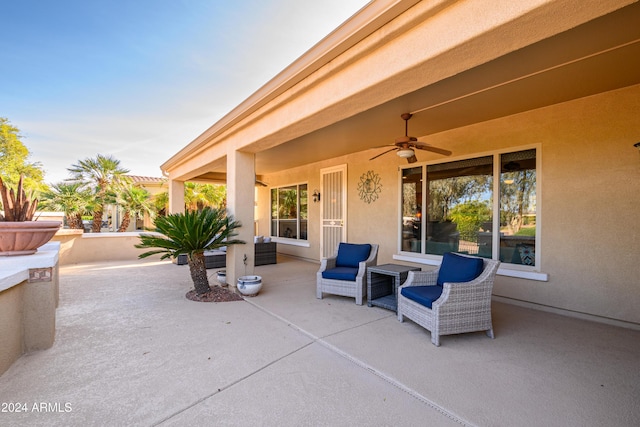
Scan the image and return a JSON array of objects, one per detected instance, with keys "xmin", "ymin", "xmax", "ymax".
[
  {"xmin": 160, "ymin": 1, "xmax": 640, "ymax": 328},
  {"xmin": 116, "ymin": 175, "xmax": 166, "ymax": 231}
]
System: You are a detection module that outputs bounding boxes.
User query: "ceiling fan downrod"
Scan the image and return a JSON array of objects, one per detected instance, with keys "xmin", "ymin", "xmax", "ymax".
[{"xmin": 401, "ymin": 113, "xmax": 413, "ymax": 137}]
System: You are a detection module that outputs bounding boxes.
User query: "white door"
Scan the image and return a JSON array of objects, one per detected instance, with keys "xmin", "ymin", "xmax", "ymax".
[{"xmin": 320, "ymin": 165, "xmax": 347, "ymax": 258}]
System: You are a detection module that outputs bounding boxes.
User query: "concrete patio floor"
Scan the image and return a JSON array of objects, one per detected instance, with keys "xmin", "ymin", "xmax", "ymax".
[{"xmin": 1, "ymin": 256, "xmax": 639, "ymax": 426}]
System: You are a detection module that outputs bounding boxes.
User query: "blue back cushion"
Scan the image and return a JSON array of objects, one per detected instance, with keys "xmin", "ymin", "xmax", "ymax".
[
  {"xmin": 322, "ymin": 267, "xmax": 359, "ymax": 281},
  {"xmin": 437, "ymin": 252, "xmax": 484, "ymax": 286},
  {"xmin": 336, "ymin": 243, "xmax": 371, "ymax": 268},
  {"xmin": 400, "ymin": 286, "xmax": 443, "ymax": 309}
]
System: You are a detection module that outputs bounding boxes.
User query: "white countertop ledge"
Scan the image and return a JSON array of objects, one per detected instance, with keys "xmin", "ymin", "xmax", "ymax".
[{"xmin": 0, "ymin": 241, "xmax": 60, "ymax": 292}]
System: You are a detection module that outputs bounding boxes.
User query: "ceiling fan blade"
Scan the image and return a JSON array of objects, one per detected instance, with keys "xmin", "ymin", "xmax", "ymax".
[
  {"xmin": 395, "ymin": 135, "xmax": 416, "ymax": 145},
  {"xmin": 370, "ymin": 147, "xmax": 398, "ymax": 160},
  {"xmin": 413, "ymin": 143, "xmax": 452, "ymax": 156},
  {"xmin": 407, "ymin": 155, "xmax": 418, "ymax": 163}
]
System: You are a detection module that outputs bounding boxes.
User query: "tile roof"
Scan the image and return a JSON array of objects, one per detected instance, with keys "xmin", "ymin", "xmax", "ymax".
[{"xmin": 127, "ymin": 175, "xmax": 166, "ymax": 184}]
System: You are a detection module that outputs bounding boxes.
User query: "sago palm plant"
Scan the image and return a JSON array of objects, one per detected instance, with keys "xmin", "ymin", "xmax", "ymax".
[{"xmin": 135, "ymin": 207, "xmax": 244, "ymax": 295}]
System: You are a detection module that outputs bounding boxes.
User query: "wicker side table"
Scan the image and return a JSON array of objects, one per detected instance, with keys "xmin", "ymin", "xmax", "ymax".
[{"xmin": 367, "ymin": 264, "xmax": 421, "ymax": 312}]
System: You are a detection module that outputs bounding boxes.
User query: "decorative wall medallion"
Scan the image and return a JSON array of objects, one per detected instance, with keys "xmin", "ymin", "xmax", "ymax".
[{"xmin": 357, "ymin": 170, "xmax": 382, "ymax": 204}]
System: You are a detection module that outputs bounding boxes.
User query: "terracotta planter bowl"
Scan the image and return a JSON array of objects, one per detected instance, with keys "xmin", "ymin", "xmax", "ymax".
[{"xmin": 0, "ymin": 221, "xmax": 61, "ymax": 256}]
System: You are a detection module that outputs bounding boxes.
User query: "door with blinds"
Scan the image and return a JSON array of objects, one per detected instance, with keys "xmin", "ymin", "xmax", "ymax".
[{"xmin": 320, "ymin": 165, "xmax": 347, "ymax": 258}]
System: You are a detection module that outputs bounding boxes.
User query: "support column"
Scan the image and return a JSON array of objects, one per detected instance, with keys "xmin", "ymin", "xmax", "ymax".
[
  {"xmin": 226, "ymin": 149, "xmax": 255, "ymax": 287},
  {"xmin": 168, "ymin": 179, "xmax": 185, "ymax": 214}
]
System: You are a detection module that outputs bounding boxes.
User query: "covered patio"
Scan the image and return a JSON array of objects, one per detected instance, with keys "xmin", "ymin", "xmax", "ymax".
[
  {"xmin": 161, "ymin": 0, "xmax": 640, "ymax": 333},
  {"xmin": 2, "ymin": 1, "xmax": 639, "ymax": 425},
  {"xmin": 1, "ymin": 256, "xmax": 638, "ymax": 426}
]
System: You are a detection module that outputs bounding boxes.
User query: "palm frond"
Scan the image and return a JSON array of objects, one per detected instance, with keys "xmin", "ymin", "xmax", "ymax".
[{"xmin": 135, "ymin": 207, "xmax": 245, "ymax": 259}]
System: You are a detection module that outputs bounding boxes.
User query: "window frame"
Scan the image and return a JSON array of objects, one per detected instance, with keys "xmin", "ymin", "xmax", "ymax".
[
  {"xmin": 270, "ymin": 183, "xmax": 308, "ymax": 242},
  {"xmin": 396, "ymin": 145, "xmax": 545, "ymax": 280}
]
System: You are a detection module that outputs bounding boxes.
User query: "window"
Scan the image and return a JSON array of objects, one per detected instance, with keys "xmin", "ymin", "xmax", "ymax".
[
  {"xmin": 271, "ymin": 184, "xmax": 308, "ymax": 240},
  {"xmin": 400, "ymin": 149, "xmax": 537, "ymax": 266},
  {"xmin": 401, "ymin": 167, "xmax": 423, "ymax": 253},
  {"xmin": 499, "ymin": 150, "xmax": 537, "ymax": 266}
]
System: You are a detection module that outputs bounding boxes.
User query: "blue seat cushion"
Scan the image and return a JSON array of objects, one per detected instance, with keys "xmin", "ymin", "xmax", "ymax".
[
  {"xmin": 335, "ymin": 243, "xmax": 371, "ymax": 268},
  {"xmin": 322, "ymin": 267, "xmax": 359, "ymax": 281},
  {"xmin": 437, "ymin": 252, "xmax": 484, "ymax": 286},
  {"xmin": 401, "ymin": 286, "xmax": 443, "ymax": 309}
]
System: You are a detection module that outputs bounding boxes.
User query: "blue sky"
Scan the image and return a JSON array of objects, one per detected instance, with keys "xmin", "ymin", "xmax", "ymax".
[{"xmin": 1, "ymin": 0, "xmax": 369, "ymax": 183}]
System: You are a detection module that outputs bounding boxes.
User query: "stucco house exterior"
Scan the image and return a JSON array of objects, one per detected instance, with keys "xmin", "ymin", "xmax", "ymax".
[
  {"xmin": 91, "ymin": 175, "xmax": 166, "ymax": 232},
  {"xmin": 161, "ymin": 0, "xmax": 640, "ymax": 328},
  {"xmin": 126, "ymin": 175, "xmax": 167, "ymax": 231}
]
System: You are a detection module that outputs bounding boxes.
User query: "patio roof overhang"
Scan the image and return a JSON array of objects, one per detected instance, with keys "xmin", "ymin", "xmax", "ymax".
[{"xmin": 161, "ymin": 0, "xmax": 640, "ymax": 183}]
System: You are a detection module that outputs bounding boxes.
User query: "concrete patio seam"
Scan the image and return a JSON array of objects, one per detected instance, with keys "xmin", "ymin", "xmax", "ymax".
[
  {"xmin": 153, "ymin": 340, "xmax": 316, "ymax": 426},
  {"xmin": 243, "ymin": 298, "xmax": 477, "ymax": 427},
  {"xmin": 321, "ymin": 312, "xmax": 398, "ymax": 339}
]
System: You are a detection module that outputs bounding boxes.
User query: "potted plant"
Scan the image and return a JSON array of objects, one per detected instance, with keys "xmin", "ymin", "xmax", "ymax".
[
  {"xmin": 0, "ymin": 175, "xmax": 61, "ymax": 256},
  {"xmin": 135, "ymin": 207, "xmax": 245, "ymax": 300}
]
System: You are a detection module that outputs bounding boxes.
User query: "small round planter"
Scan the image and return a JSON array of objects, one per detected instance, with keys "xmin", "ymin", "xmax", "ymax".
[
  {"xmin": 237, "ymin": 275, "xmax": 262, "ymax": 297},
  {"xmin": 216, "ymin": 270, "xmax": 227, "ymax": 285},
  {"xmin": 0, "ymin": 221, "xmax": 61, "ymax": 256}
]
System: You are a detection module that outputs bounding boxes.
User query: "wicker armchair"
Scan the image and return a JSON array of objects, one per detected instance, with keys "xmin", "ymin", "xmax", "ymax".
[
  {"xmin": 317, "ymin": 243, "xmax": 378, "ymax": 305},
  {"xmin": 397, "ymin": 253, "xmax": 500, "ymax": 346}
]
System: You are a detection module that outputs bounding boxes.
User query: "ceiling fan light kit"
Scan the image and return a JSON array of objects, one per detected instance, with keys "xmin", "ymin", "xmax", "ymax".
[
  {"xmin": 396, "ymin": 148, "xmax": 415, "ymax": 158},
  {"xmin": 370, "ymin": 113, "xmax": 452, "ymax": 163}
]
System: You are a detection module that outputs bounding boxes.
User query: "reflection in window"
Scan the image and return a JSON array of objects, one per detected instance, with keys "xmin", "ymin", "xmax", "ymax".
[
  {"xmin": 400, "ymin": 148, "xmax": 537, "ymax": 267},
  {"xmin": 271, "ymin": 184, "xmax": 307, "ymax": 240},
  {"xmin": 401, "ymin": 167, "xmax": 423, "ymax": 253},
  {"xmin": 427, "ymin": 156, "xmax": 493, "ymax": 257},
  {"xmin": 500, "ymin": 150, "xmax": 536, "ymax": 265}
]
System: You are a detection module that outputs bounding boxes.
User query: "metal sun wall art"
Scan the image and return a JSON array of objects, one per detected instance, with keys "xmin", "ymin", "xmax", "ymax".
[{"xmin": 358, "ymin": 170, "xmax": 382, "ymax": 204}]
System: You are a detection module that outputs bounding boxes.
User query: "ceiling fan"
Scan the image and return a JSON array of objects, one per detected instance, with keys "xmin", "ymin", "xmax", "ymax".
[{"xmin": 370, "ymin": 113, "xmax": 452, "ymax": 163}]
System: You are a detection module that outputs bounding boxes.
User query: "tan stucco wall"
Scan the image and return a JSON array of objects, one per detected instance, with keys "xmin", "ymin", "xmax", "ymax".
[
  {"xmin": 491, "ymin": 85, "xmax": 640, "ymax": 324},
  {"xmin": 51, "ymin": 232, "xmax": 163, "ymax": 265},
  {"xmin": 0, "ymin": 283, "xmax": 24, "ymax": 375},
  {"xmin": 428, "ymin": 84, "xmax": 640, "ymax": 325},
  {"xmin": 257, "ymin": 167, "xmax": 321, "ymax": 260},
  {"xmin": 0, "ymin": 256, "xmax": 59, "ymax": 376},
  {"xmin": 261, "ymin": 84, "xmax": 640, "ymax": 326},
  {"xmin": 22, "ymin": 267, "xmax": 58, "ymax": 352},
  {"xmin": 258, "ymin": 156, "xmax": 402, "ymax": 262},
  {"xmin": 163, "ymin": 0, "xmax": 634, "ymax": 183}
]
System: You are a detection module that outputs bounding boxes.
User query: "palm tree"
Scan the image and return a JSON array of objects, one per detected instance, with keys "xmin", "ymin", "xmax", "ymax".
[
  {"xmin": 67, "ymin": 154, "xmax": 130, "ymax": 232},
  {"xmin": 152, "ymin": 191, "xmax": 169, "ymax": 217},
  {"xmin": 116, "ymin": 186, "xmax": 153, "ymax": 232},
  {"xmin": 40, "ymin": 182, "xmax": 92, "ymax": 229},
  {"xmin": 135, "ymin": 207, "xmax": 245, "ymax": 295},
  {"xmin": 184, "ymin": 182, "xmax": 226, "ymax": 211}
]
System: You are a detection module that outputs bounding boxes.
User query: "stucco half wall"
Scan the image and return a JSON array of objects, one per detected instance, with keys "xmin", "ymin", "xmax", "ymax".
[
  {"xmin": 51, "ymin": 230, "xmax": 163, "ymax": 265},
  {"xmin": 0, "ymin": 243, "xmax": 60, "ymax": 376}
]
